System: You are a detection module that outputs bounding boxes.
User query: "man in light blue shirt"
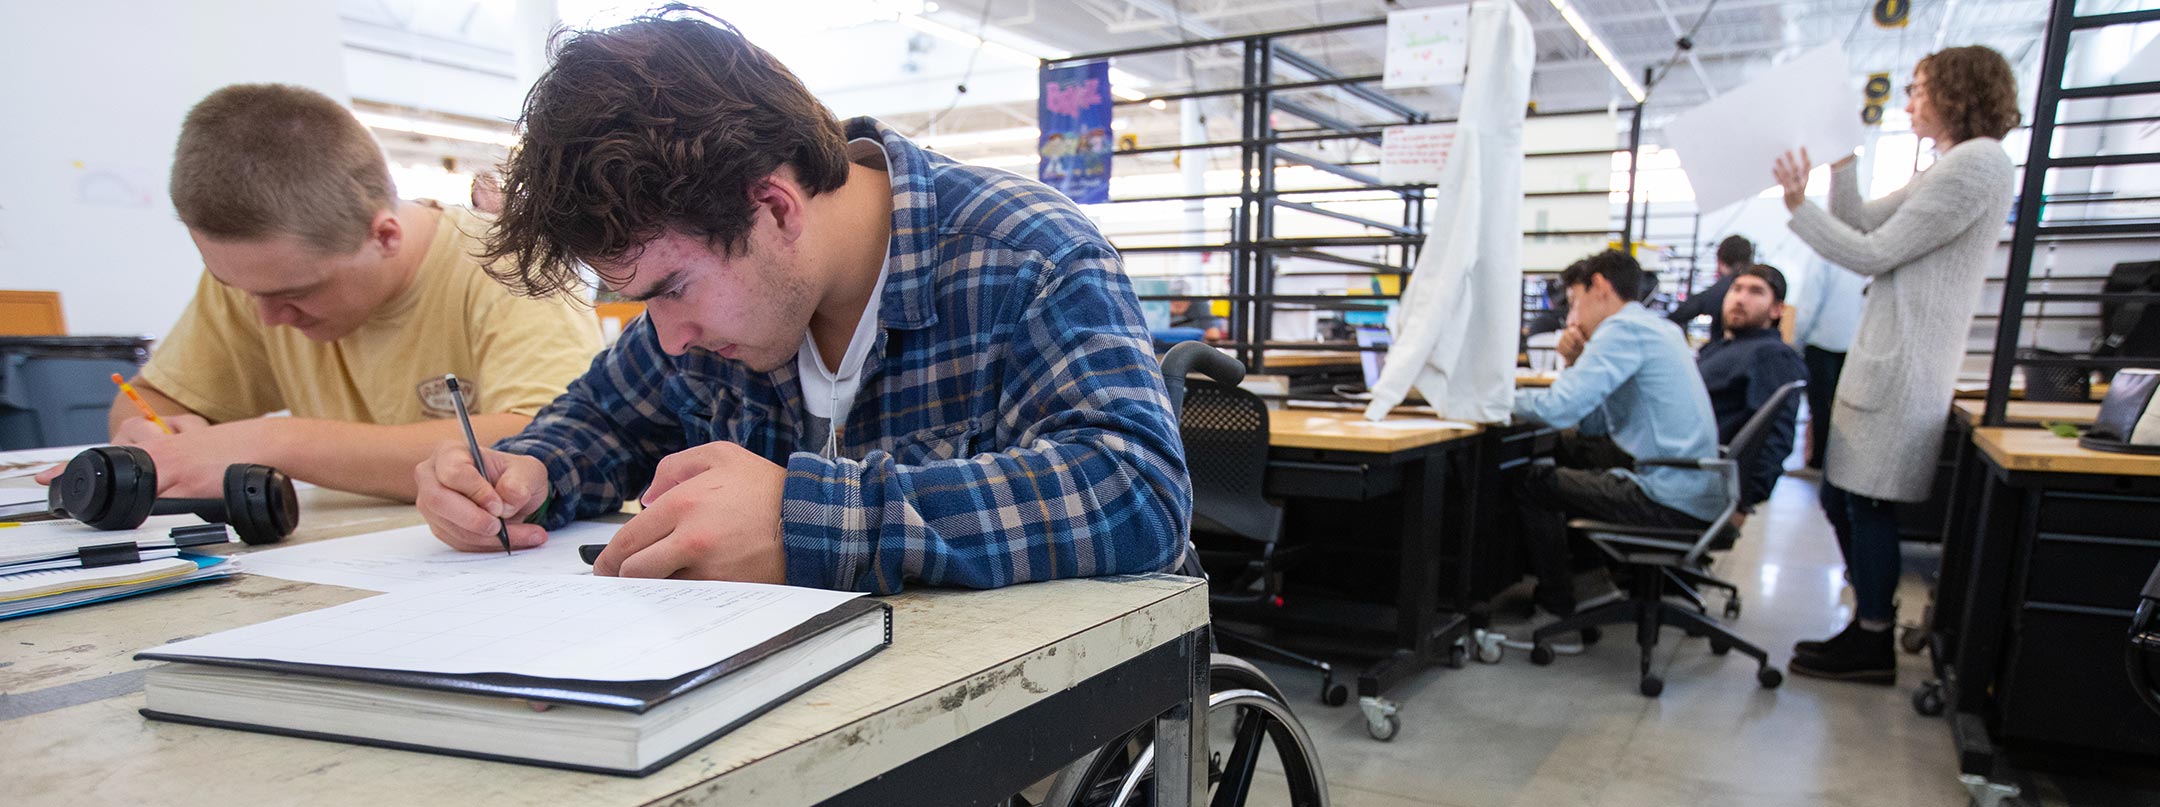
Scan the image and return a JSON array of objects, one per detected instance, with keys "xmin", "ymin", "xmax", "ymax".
[{"xmin": 1514, "ymin": 250, "xmax": 1729, "ymax": 616}]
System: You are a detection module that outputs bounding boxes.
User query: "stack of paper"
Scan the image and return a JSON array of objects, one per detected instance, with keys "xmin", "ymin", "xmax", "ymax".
[
  {"xmin": 0, "ymin": 444, "xmax": 92, "ymax": 480},
  {"xmin": 0, "ymin": 555, "xmax": 237, "ymax": 619},
  {"xmin": 0, "ymin": 514, "xmax": 238, "ymax": 619}
]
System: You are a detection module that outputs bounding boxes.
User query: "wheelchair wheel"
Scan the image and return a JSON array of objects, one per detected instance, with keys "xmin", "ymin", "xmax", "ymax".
[{"xmin": 1045, "ymin": 657, "xmax": 1329, "ymax": 807}]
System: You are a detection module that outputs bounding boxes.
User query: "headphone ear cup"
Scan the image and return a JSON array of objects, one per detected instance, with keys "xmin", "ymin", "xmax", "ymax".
[
  {"xmin": 53, "ymin": 446, "xmax": 157, "ymax": 530},
  {"xmin": 223, "ymin": 463, "xmax": 298, "ymax": 545}
]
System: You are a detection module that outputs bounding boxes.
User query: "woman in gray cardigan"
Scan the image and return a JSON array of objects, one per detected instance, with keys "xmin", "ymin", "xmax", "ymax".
[{"xmin": 1771, "ymin": 46, "xmax": 2021, "ymax": 684}]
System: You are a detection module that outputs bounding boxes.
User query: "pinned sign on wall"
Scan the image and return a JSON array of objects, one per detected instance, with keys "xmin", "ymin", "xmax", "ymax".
[
  {"xmin": 1873, "ymin": 0, "xmax": 1911, "ymax": 28},
  {"xmin": 1863, "ymin": 72, "xmax": 1893, "ymax": 126}
]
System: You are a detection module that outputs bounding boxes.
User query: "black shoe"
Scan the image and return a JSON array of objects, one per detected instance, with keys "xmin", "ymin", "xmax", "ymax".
[
  {"xmin": 1793, "ymin": 621, "xmax": 1870, "ymax": 658},
  {"xmin": 1790, "ymin": 623, "xmax": 1895, "ymax": 685}
]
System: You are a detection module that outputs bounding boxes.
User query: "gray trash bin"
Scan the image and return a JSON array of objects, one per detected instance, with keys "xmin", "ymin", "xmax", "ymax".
[{"xmin": 0, "ymin": 336, "xmax": 153, "ymax": 450}]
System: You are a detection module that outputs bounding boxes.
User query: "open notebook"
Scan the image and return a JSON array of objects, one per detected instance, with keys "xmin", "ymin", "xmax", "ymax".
[{"xmin": 136, "ymin": 574, "xmax": 890, "ymax": 776}]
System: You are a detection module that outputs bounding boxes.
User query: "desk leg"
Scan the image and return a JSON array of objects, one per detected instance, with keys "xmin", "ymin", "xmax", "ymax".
[
  {"xmin": 1944, "ymin": 467, "xmax": 2033, "ymax": 777},
  {"xmin": 1357, "ymin": 448, "xmax": 1467, "ymax": 699},
  {"xmin": 1151, "ymin": 629, "xmax": 1208, "ymax": 807}
]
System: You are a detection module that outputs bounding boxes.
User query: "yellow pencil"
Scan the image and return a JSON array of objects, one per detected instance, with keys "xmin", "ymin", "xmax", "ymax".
[{"xmin": 111, "ymin": 373, "xmax": 173, "ymax": 435}]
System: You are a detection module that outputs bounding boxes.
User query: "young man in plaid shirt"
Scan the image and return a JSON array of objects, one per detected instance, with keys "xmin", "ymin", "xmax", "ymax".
[{"xmin": 413, "ymin": 10, "xmax": 1189, "ymax": 593}]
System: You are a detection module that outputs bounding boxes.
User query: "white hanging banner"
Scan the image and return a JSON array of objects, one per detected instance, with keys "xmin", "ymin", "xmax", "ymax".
[
  {"xmin": 1366, "ymin": 0, "xmax": 1534, "ymax": 425},
  {"xmin": 1383, "ymin": 4, "xmax": 1471, "ymax": 89}
]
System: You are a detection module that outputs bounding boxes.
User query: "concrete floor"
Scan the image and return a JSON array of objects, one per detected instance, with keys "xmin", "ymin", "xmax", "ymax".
[{"xmin": 1233, "ymin": 474, "xmax": 1977, "ymax": 807}]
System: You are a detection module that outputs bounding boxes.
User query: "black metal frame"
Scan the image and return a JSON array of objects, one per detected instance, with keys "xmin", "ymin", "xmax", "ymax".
[
  {"xmin": 822, "ymin": 627, "xmax": 1210, "ymax": 807},
  {"xmin": 1983, "ymin": 0, "xmax": 2160, "ymax": 424},
  {"xmin": 1043, "ymin": 17, "xmax": 1634, "ymax": 381}
]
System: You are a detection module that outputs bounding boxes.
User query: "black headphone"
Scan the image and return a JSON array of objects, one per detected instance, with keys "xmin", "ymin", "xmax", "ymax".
[{"xmin": 45, "ymin": 446, "xmax": 300, "ymax": 545}]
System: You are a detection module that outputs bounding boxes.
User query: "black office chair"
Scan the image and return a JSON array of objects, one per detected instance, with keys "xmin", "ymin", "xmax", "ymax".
[
  {"xmin": 1527, "ymin": 381, "xmax": 1804, "ymax": 697},
  {"xmin": 1166, "ymin": 349, "xmax": 1348, "ymax": 706}
]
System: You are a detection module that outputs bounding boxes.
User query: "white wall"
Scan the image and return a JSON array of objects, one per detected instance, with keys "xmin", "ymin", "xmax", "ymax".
[{"xmin": 0, "ymin": 1, "xmax": 347, "ymax": 338}]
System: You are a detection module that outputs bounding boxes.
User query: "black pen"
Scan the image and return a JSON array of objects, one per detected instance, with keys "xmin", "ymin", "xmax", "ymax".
[{"xmin": 444, "ymin": 374, "xmax": 512, "ymax": 556}]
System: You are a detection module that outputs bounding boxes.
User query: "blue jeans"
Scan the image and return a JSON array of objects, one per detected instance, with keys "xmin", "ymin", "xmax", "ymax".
[{"xmin": 1819, "ymin": 481, "xmax": 1900, "ymax": 623}]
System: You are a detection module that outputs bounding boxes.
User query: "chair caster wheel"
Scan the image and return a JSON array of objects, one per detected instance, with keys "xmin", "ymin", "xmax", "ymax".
[
  {"xmin": 1359, "ymin": 696, "xmax": 1400, "ymax": 741},
  {"xmin": 1710, "ymin": 639, "xmax": 1732, "ymax": 656},
  {"xmin": 1913, "ymin": 682, "xmax": 1945, "ymax": 716},
  {"xmin": 1581, "ymin": 627, "xmax": 1601, "ymax": 645},
  {"xmin": 1530, "ymin": 644, "xmax": 1556, "ymax": 666},
  {"xmin": 1758, "ymin": 666, "xmax": 1784, "ymax": 689},
  {"xmin": 1367, "ymin": 714, "xmax": 1400, "ymax": 741},
  {"xmin": 1639, "ymin": 676, "xmax": 1664, "ymax": 697},
  {"xmin": 1321, "ymin": 681, "xmax": 1348, "ymax": 707},
  {"xmin": 1724, "ymin": 601, "xmax": 1742, "ymax": 620},
  {"xmin": 1900, "ymin": 626, "xmax": 1929, "ymax": 655},
  {"xmin": 1472, "ymin": 630, "xmax": 1505, "ymax": 664},
  {"xmin": 1448, "ymin": 643, "xmax": 1468, "ymax": 669}
]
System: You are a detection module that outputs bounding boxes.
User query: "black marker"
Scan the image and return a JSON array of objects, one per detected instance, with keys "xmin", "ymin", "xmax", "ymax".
[{"xmin": 444, "ymin": 374, "xmax": 511, "ymax": 556}]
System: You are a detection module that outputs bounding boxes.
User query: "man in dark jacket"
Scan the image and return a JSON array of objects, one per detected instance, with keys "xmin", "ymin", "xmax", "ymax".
[{"xmin": 1695, "ymin": 264, "xmax": 1807, "ymax": 510}]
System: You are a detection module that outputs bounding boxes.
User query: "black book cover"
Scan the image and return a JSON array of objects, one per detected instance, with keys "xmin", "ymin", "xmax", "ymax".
[{"xmin": 137, "ymin": 598, "xmax": 891, "ymax": 712}]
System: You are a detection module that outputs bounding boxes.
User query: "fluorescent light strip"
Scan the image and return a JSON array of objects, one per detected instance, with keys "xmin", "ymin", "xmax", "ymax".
[
  {"xmin": 354, "ymin": 110, "xmax": 519, "ymax": 148},
  {"xmin": 1547, "ymin": 0, "xmax": 1646, "ymax": 104}
]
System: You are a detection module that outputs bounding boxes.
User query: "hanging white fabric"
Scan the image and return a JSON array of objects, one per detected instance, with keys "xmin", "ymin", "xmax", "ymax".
[{"xmin": 1363, "ymin": 0, "xmax": 1535, "ymax": 424}]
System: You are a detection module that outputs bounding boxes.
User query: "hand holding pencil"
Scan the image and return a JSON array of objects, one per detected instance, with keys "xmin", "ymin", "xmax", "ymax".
[{"xmin": 113, "ymin": 374, "xmax": 173, "ymax": 435}]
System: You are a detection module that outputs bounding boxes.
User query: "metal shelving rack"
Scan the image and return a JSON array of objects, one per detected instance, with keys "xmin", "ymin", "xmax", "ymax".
[
  {"xmin": 1043, "ymin": 17, "xmax": 1629, "ymax": 382},
  {"xmin": 1983, "ymin": 0, "xmax": 2160, "ymax": 423}
]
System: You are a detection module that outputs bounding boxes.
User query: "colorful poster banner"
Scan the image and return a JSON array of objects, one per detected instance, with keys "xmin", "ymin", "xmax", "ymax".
[{"xmin": 1038, "ymin": 60, "xmax": 1113, "ymax": 204}]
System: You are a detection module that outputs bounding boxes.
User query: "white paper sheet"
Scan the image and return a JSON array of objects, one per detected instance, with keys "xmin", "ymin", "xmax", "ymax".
[
  {"xmin": 147, "ymin": 574, "xmax": 865, "ymax": 681},
  {"xmin": 1380, "ymin": 123, "xmax": 1458, "ymax": 185},
  {"xmin": 0, "ymin": 445, "xmax": 94, "ymax": 479},
  {"xmin": 239, "ymin": 521, "xmax": 624, "ymax": 592},
  {"xmin": 1662, "ymin": 45, "xmax": 1868, "ymax": 214}
]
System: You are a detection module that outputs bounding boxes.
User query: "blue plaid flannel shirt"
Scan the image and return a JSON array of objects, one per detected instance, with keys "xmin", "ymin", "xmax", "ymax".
[{"xmin": 496, "ymin": 118, "xmax": 1191, "ymax": 594}]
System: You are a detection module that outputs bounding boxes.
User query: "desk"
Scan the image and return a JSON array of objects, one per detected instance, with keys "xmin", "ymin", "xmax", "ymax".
[
  {"xmin": 1949, "ymin": 400, "xmax": 2101, "ymax": 427},
  {"xmin": 1259, "ymin": 350, "xmax": 1362, "ymax": 369},
  {"xmin": 1515, "ymin": 371, "xmax": 1557, "ymax": 388},
  {"xmin": 1270, "ymin": 411, "xmax": 1480, "ymax": 453},
  {"xmin": 1, "ymin": 488, "xmax": 1211, "ymax": 807},
  {"xmin": 1929, "ymin": 428, "xmax": 2160, "ymax": 785},
  {"xmin": 1902, "ymin": 401, "xmax": 2106, "ymax": 545},
  {"xmin": 1951, "ymin": 383, "xmax": 2108, "ymax": 401},
  {"xmin": 1253, "ymin": 413, "xmax": 1484, "ymax": 711}
]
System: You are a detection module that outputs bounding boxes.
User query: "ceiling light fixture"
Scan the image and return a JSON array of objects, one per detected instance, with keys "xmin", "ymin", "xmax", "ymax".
[{"xmin": 1547, "ymin": 0, "xmax": 1647, "ymax": 104}]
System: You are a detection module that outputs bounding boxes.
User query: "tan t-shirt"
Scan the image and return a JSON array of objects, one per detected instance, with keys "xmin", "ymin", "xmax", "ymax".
[{"xmin": 139, "ymin": 206, "xmax": 601, "ymax": 425}]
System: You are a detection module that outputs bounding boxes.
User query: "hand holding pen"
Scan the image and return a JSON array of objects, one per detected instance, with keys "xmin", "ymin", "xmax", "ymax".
[{"xmin": 414, "ymin": 375, "xmax": 551, "ymax": 554}]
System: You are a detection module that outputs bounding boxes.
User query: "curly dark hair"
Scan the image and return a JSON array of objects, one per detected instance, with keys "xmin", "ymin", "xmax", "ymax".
[
  {"xmin": 483, "ymin": 6, "xmax": 850, "ymax": 296},
  {"xmin": 1917, "ymin": 45, "xmax": 2021, "ymax": 143}
]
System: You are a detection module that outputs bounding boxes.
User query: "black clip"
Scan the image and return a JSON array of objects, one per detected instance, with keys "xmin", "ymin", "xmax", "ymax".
[
  {"xmin": 169, "ymin": 523, "xmax": 233, "ymax": 548},
  {"xmin": 79, "ymin": 541, "xmax": 143, "ymax": 568}
]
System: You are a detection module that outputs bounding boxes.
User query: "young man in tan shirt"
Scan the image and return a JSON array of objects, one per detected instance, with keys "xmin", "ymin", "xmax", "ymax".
[{"xmin": 38, "ymin": 84, "xmax": 599, "ymax": 501}]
